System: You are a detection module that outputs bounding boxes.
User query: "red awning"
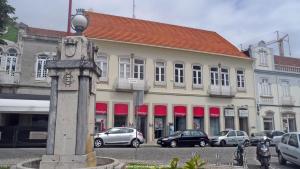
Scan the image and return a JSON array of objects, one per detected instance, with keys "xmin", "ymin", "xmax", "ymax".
[
  {"xmin": 174, "ymin": 106, "xmax": 186, "ymax": 117},
  {"xmin": 154, "ymin": 105, "xmax": 167, "ymax": 116},
  {"xmin": 137, "ymin": 104, "xmax": 148, "ymax": 116},
  {"xmin": 114, "ymin": 103, "xmax": 128, "ymax": 115},
  {"xmin": 96, "ymin": 103, "xmax": 107, "ymax": 114},
  {"xmin": 209, "ymin": 107, "xmax": 220, "ymax": 117},
  {"xmin": 193, "ymin": 106, "xmax": 204, "ymax": 117}
]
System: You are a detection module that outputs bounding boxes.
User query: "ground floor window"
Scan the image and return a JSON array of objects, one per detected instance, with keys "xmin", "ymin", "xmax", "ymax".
[
  {"xmin": 154, "ymin": 117, "xmax": 165, "ymax": 138},
  {"xmin": 114, "ymin": 115, "xmax": 127, "ymax": 127},
  {"xmin": 137, "ymin": 116, "xmax": 147, "ymax": 140},
  {"xmin": 95, "ymin": 114, "xmax": 107, "ymax": 132},
  {"xmin": 193, "ymin": 117, "xmax": 204, "ymax": 131},
  {"xmin": 224, "ymin": 108, "xmax": 235, "ymax": 130},
  {"xmin": 263, "ymin": 117, "xmax": 274, "ymax": 130},
  {"xmin": 282, "ymin": 113, "xmax": 297, "ymax": 132},
  {"xmin": 210, "ymin": 117, "xmax": 220, "ymax": 136},
  {"xmin": 239, "ymin": 117, "xmax": 249, "ymax": 134},
  {"xmin": 174, "ymin": 116, "xmax": 186, "ymax": 131}
]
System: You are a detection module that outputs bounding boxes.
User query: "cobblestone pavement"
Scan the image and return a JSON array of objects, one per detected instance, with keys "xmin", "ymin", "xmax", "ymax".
[{"xmin": 0, "ymin": 146, "xmax": 298, "ymax": 169}]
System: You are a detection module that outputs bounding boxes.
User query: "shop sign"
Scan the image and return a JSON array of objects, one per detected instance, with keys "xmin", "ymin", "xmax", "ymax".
[
  {"xmin": 224, "ymin": 109, "xmax": 235, "ymax": 117},
  {"xmin": 239, "ymin": 109, "xmax": 249, "ymax": 117}
]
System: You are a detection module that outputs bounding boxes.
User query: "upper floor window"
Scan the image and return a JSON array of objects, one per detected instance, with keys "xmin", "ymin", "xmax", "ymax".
[
  {"xmin": 210, "ymin": 67, "xmax": 219, "ymax": 85},
  {"xmin": 237, "ymin": 70, "xmax": 245, "ymax": 89},
  {"xmin": 260, "ymin": 78, "xmax": 272, "ymax": 96},
  {"xmin": 258, "ymin": 49, "xmax": 268, "ymax": 66},
  {"xmin": 155, "ymin": 61, "xmax": 165, "ymax": 83},
  {"xmin": 134, "ymin": 59, "xmax": 144, "ymax": 80},
  {"xmin": 36, "ymin": 54, "xmax": 50, "ymax": 80},
  {"xmin": 192, "ymin": 65, "xmax": 202, "ymax": 86},
  {"xmin": 95, "ymin": 54, "xmax": 108, "ymax": 81},
  {"xmin": 6, "ymin": 48, "xmax": 18, "ymax": 76},
  {"xmin": 221, "ymin": 68, "xmax": 229, "ymax": 86},
  {"xmin": 281, "ymin": 81, "xmax": 290, "ymax": 97},
  {"xmin": 174, "ymin": 63, "xmax": 184, "ymax": 84},
  {"xmin": 119, "ymin": 58, "xmax": 130, "ymax": 79}
]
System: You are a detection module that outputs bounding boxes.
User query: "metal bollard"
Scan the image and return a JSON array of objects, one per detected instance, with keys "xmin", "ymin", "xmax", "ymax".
[{"xmin": 215, "ymin": 153, "xmax": 220, "ymax": 166}]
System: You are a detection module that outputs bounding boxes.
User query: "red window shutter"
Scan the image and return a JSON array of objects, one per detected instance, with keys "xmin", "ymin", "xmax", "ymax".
[
  {"xmin": 209, "ymin": 107, "xmax": 220, "ymax": 117},
  {"xmin": 154, "ymin": 105, "xmax": 167, "ymax": 116},
  {"xmin": 193, "ymin": 106, "xmax": 204, "ymax": 117},
  {"xmin": 174, "ymin": 105, "xmax": 187, "ymax": 117},
  {"xmin": 137, "ymin": 104, "xmax": 148, "ymax": 116},
  {"xmin": 114, "ymin": 103, "xmax": 128, "ymax": 115},
  {"xmin": 96, "ymin": 103, "xmax": 107, "ymax": 114}
]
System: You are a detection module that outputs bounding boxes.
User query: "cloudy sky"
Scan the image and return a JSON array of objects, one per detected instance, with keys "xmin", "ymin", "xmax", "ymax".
[{"xmin": 8, "ymin": 0, "xmax": 300, "ymax": 56}]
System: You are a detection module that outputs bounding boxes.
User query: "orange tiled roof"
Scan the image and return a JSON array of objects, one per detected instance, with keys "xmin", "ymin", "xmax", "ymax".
[
  {"xmin": 84, "ymin": 12, "xmax": 247, "ymax": 58},
  {"xmin": 274, "ymin": 55, "xmax": 300, "ymax": 67},
  {"xmin": 26, "ymin": 27, "xmax": 67, "ymax": 38}
]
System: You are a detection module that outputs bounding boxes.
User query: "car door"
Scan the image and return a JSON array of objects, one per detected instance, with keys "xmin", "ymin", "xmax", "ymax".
[
  {"xmin": 191, "ymin": 130, "xmax": 201, "ymax": 145},
  {"xmin": 179, "ymin": 131, "xmax": 192, "ymax": 146},
  {"xmin": 279, "ymin": 134, "xmax": 290, "ymax": 161},
  {"xmin": 104, "ymin": 128, "xmax": 121, "ymax": 144},
  {"xmin": 236, "ymin": 131, "xmax": 245, "ymax": 144},
  {"xmin": 286, "ymin": 134, "xmax": 300, "ymax": 164},
  {"xmin": 117, "ymin": 128, "xmax": 132, "ymax": 144},
  {"xmin": 226, "ymin": 131, "xmax": 237, "ymax": 145}
]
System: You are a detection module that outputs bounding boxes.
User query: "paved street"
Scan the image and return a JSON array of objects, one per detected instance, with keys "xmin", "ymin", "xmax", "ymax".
[{"xmin": 0, "ymin": 146, "xmax": 299, "ymax": 169}]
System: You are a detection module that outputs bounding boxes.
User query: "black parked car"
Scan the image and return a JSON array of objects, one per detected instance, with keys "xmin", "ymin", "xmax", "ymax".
[{"xmin": 157, "ymin": 130, "xmax": 209, "ymax": 148}]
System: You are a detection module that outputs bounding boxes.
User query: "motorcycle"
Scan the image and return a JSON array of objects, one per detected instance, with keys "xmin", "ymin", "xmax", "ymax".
[
  {"xmin": 234, "ymin": 142, "xmax": 245, "ymax": 166},
  {"xmin": 256, "ymin": 136, "xmax": 271, "ymax": 169}
]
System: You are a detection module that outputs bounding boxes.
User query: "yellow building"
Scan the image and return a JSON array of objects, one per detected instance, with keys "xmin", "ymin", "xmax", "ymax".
[{"xmin": 85, "ymin": 11, "xmax": 256, "ymax": 143}]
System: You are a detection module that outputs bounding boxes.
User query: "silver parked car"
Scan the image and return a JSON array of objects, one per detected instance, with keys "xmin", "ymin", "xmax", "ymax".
[
  {"xmin": 210, "ymin": 130, "xmax": 249, "ymax": 147},
  {"xmin": 277, "ymin": 132, "xmax": 300, "ymax": 166},
  {"xmin": 94, "ymin": 127, "xmax": 144, "ymax": 148}
]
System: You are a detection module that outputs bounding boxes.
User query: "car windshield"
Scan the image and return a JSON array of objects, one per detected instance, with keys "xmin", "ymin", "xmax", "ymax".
[
  {"xmin": 217, "ymin": 131, "xmax": 229, "ymax": 136},
  {"xmin": 169, "ymin": 131, "xmax": 182, "ymax": 137}
]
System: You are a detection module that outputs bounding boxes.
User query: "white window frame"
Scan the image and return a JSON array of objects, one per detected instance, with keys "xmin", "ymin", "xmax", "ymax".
[
  {"xmin": 35, "ymin": 54, "xmax": 50, "ymax": 80},
  {"xmin": 154, "ymin": 60, "xmax": 166, "ymax": 86},
  {"xmin": 119, "ymin": 57, "xmax": 131, "ymax": 80},
  {"xmin": 174, "ymin": 62, "xmax": 185, "ymax": 87},
  {"xmin": 192, "ymin": 64, "xmax": 203, "ymax": 89},
  {"xmin": 258, "ymin": 48, "xmax": 268, "ymax": 66},
  {"xmin": 210, "ymin": 67, "xmax": 219, "ymax": 86},
  {"xmin": 236, "ymin": 69, "xmax": 246, "ymax": 91},
  {"xmin": 6, "ymin": 48, "xmax": 18, "ymax": 76},
  {"xmin": 281, "ymin": 80, "xmax": 290, "ymax": 97},
  {"xmin": 133, "ymin": 58, "xmax": 144, "ymax": 80},
  {"xmin": 260, "ymin": 78, "xmax": 272, "ymax": 97},
  {"xmin": 221, "ymin": 67, "xmax": 229, "ymax": 87},
  {"xmin": 95, "ymin": 53, "xmax": 109, "ymax": 82}
]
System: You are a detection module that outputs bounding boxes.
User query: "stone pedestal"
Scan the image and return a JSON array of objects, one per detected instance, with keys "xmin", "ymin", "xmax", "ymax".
[{"xmin": 40, "ymin": 36, "xmax": 101, "ymax": 169}]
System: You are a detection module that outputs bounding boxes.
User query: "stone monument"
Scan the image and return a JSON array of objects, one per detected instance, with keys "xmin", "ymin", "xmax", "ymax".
[{"xmin": 39, "ymin": 9, "xmax": 101, "ymax": 169}]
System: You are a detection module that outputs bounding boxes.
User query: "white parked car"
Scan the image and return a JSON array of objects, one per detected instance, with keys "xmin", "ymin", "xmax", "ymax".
[
  {"xmin": 210, "ymin": 130, "xmax": 249, "ymax": 147},
  {"xmin": 94, "ymin": 127, "xmax": 144, "ymax": 148},
  {"xmin": 277, "ymin": 132, "xmax": 300, "ymax": 166}
]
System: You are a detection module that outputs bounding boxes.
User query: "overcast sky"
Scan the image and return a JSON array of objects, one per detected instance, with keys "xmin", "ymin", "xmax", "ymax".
[{"xmin": 8, "ymin": 0, "xmax": 300, "ymax": 57}]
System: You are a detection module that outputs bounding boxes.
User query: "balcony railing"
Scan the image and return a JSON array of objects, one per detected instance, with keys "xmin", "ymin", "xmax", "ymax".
[
  {"xmin": 275, "ymin": 64, "xmax": 300, "ymax": 74},
  {"xmin": 114, "ymin": 78, "xmax": 149, "ymax": 91},
  {"xmin": 259, "ymin": 95, "xmax": 273, "ymax": 104},
  {"xmin": 281, "ymin": 96, "xmax": 295, "ymax": 106},
  {"xmin": 0, "ymin": 71, "xmax": 20, "ymax": 85},
  {"xmin": 208, "ymin": 85, "xmax": 236, "ymax": 97}
]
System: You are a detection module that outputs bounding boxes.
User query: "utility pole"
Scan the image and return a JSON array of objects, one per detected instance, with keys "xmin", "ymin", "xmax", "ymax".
[
  {"xmin": 67, "ymin": 0, "xmax": 73, "ymax": 35},
  {"xmin": 132, "ymin": 0, "xmax": 136, "ymax": 19}
]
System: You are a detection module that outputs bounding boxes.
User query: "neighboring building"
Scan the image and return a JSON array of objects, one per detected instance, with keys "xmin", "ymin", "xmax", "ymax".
[
  {"xmin": 84, "ymin": 12, "xmax": 256, "ymax": 143},
  {"xmin": 0, "ymin": 23, "xmax": 66, "ymax": 146},
  {"xmin": 247, "ymin": 41, "xmax": 300, "ymax": 133}
]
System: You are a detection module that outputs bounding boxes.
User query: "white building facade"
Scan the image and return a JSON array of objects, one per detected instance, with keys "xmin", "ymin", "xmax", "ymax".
[{"xmin": 249, "ymin": 41, "xmax": 300, "ymax": 133}]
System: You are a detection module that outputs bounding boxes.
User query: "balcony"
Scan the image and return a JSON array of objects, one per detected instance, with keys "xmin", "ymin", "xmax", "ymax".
[
  {"xmin": 0, "ymin": 71, "xmax": 20, "ymax": 85},
  {"xmin": 275, "ymin": 64, "xmax": 300, "ymax": 74},
  {"xmin": 114, "ymin": 78, "xmax": 149, "ymax": 91},
  {"xmin": 281, "ymin": 96, "xmax": 295, "ymax": 106},
  {"xmin": 259, "ymin": 95, "xmax": 273, "ymax": 105},
  {"xmin": 208, "ymin": 85, "xmax": 236, "ymax": 97}
]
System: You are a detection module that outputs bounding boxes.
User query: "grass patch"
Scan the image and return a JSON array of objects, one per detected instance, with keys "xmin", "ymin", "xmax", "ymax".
[{"xmin": 0, "ymin": 166, "xmax": 9, "ymax": 169}]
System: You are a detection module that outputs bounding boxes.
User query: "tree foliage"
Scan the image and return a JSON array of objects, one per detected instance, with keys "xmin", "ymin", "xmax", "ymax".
[{"xmin": 0, "ymin": 0, "xmax": 16, "ymax": 32}]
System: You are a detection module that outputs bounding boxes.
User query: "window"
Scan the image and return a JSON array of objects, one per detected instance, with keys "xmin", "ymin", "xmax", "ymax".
[
  {"xmin": 134, "ymin": 59, "xmax": 144, "ymax": 80},
  {"xmin": 182, "ymin": 131, "xmax": 191, "ymax": 136},
  {"xmin": 119, "ymin": 58, "xmax": 130, "ymax": 79},
  {"xmin": 221, "ymin": 68, "xmax": 229, "ymax": 86},
  {"xmin": 237, "ymin": 70, "xmax": 245, "ymax": 89},
  {"xmin": 227, "ymin": 131, "xmax": 236, "ymax": 137},
  {"xmin": 36, "ymin": 54, "xmax": 50, "ymax": 80},
  {"xmin": 108, "ymin": 128, "xmax": 121, "ymax": 134},
  {"xmin": 288, "ymin": 134, "xmax": 299, "ymax": 148},
  {"xmin": 237, "ymin": 131, "xmax": 245, "ymax": 136},
  {"xmin": 155, "ymin": 61, "xmax": 165, "ymax": 83},
  {"xmin": 260, "ymin": 79, "xmax": 272, "ymax": 96},
  {"xmin": 174, "ymin": 63, "xmax": 184, "ymax": 84},
  {"xmin": 258, "ymin": 49, "xmax": 268, "ymax": 66},
  {"xmin": 192, "ymin": 65, "xmax": 202, "ymax": 86},
  {"xmin": 95, "ymin": 54, "xmax": 108, "ymax": 81},
  {"xmin": 263, "ymin": 116, "xmax": 274, "ymax": 130},
  {"xmin": 282, "ymin": 114, "xmax": 297, "ymax": 132},
  {"xmin": 281, "ymin": 134, "xmax": 290, "ymax": 144},
  {"xmin": 210, "ymin": 67, "xmax": 218, "ymax": 85},
  {"xmin": 6, "ymin": 48, "xmax": 17, "ymax": 76},
  {"xmin": 281, "ymin": 81, "xmax": 290, "ymax": 97}
]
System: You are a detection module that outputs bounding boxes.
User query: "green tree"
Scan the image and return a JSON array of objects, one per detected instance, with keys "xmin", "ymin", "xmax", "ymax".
[{"xmin": 0, "ymin": 0, "xmax": 16, "ymax": 32}]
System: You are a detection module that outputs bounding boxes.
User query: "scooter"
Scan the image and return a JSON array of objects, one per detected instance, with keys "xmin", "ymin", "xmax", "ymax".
[
  {"xmin": 234, "ymin": 142, "xmax": 245, "ymax": 166},
  {"xmin": 256, "ymin": 137, "xmax": 271, "ymax": 169}
]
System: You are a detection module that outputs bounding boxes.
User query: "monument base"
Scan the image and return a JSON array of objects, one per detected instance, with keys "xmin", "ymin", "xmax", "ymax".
[{"xmin": 39, "ymin": 151, "xmax": 96, "ymax": 169}]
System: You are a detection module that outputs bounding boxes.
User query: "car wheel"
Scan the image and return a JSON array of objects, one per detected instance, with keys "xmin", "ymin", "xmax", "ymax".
[
  {"xmin": 278, "ymin": 152, "xmax": 286, "ymax": 165},
  {"xmin": 199, "ymin": 140, "xmax": 206, "ymax": 147},
  {"xmin": 220, "ymin": 140, "xmax": 226, "ymax": 147},
  {"xmin": 131, "ymin": 139, "xmax": 140, "ymax": 148},
  {"xmin": 94, "ymin": 138, "xmax": 103, "ymax": 148},
  {"xmin": 170, "ymin": 140, "xmax": 177, "ymax": 148}
]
